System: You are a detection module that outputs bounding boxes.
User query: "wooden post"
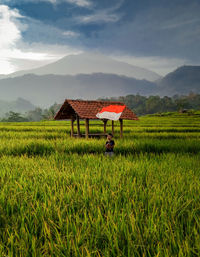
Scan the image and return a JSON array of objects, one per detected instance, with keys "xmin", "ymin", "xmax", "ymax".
[
  {"xmin": 70, "ymin": 118, "xmax": 74, "ymax": 137},
  {"xmin": 119, "ymin": 119, "xmax": 123, "ymax": 138},
  {"xmin": 103, "ymin": 119, "xmax": 107, "ymax": 134},
  {"xmin": 76, "ymin": 115, "xmax": 81, "ymax": 137},
  {"xmin": 112, "ymin": 120, "xmax": 114, "ymax": 135},
  {"xmin": 85, "ymin": 118, "xmax": 89, "ymax": 139}
]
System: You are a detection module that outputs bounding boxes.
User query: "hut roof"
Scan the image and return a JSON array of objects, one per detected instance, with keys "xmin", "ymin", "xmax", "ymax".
[{"xmin": 54, "ymin": 99, "xmax": 138, "ymax": 120}]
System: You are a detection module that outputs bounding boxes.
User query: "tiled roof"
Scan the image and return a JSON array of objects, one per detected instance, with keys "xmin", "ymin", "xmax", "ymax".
[{"xmin": 54, "ymin": 99, "xmax": 138, "ymax": 120}]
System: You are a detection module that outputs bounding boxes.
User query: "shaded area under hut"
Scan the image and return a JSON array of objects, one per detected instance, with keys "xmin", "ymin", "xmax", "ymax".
[{"xmin": 54, "ymin": 99, "xmax": 138, "ymax": 138}]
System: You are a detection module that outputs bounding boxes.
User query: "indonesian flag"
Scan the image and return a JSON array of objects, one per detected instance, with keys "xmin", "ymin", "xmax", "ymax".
[{"xmin": 96, "ymin": 105, "xmax": 126, "ymax": 121}]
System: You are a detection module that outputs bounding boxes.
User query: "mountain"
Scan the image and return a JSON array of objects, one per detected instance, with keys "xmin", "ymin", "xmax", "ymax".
[
  {"xmin": 0, "ymin": 73, "xmax": 157, "ymax": 106},
  {"xmin": 0, "ymin": 98, "xmax": 35, "ymax": 117},
  {"xmin": 1, "ymin": 64, "xmax": 199, "ymax": 108},
  {"xmin": 3, "ymin": 53, "xmax": 161, "ymax": 82},
  {"xmin": 157, "ymin": 66, "xmax": 200, "ymax": 96}
]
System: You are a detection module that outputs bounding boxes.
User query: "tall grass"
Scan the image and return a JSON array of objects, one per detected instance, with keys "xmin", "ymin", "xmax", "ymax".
[{"xmin": 0, "ymin": 115, "xmax": 200, "ymax": 256}]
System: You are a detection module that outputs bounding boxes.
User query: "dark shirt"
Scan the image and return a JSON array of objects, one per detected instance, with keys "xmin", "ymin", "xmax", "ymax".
[{"xmin": 105, "ymin": 140, "xmax": 115, "ymax": 152}]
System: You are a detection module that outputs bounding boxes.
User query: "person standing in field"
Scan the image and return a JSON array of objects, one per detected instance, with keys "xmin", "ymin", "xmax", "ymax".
[{"xmin": 105, "ymin": 133, "xmax": 115, "ymax": 157}]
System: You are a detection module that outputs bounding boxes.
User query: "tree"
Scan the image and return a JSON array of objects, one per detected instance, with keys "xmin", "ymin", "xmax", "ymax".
[
  {"xmin": 26, "ymin": 108, "xmax": 43, "ymax": 121},
  {"xmin": 1, "ymin": 111, "xmax": 28, "ymax": 122},
  {"xmin": 145, "ymin": 96, "xmax": 161, "ymax": 114},
  {"xmin": 42, "ymin": 103, "xmax": 61, "ymax": 120},
  {"xmin": 174, "ymin": 98, "xmax": 191, "ymax": 111}
]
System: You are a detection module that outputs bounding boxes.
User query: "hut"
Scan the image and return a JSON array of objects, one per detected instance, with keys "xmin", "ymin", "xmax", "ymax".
[{"xmin": 54, "ymin": 99, "xmax": 138, "ymax": 138}]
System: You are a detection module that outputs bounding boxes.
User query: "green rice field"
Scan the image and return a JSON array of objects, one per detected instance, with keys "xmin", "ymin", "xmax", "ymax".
[{"xmin": 0, "ymin": 113, "xmax": 200, "ymax": 256}]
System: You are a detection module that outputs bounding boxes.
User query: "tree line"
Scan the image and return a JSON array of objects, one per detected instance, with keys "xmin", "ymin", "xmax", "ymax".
[
  {"xmin": 99, "ymin": 92, "xmax": 200, "ymax": 115},
  {"xmin": 0, "ymin": 103, "xmax": 61, "ymax": 122},
  {"xmin": 1, "ymin": 93, "xmax": 200, "ymax": 122}
]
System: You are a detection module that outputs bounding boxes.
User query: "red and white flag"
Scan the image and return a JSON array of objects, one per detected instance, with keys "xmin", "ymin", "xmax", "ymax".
[{"xmin": 96, "ymin": 105, "xmax": 126, "ymax": 121}]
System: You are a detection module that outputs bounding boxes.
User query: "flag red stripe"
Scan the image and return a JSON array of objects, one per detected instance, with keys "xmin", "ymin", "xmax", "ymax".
[{"xmin": 99, "ymin": 105, "xmax": 126, "ymax": 114}]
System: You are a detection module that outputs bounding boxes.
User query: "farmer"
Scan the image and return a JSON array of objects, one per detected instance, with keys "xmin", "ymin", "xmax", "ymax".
[{"xmin": 105, "ymin": 133, "xmax": 115, "ymax": 157}]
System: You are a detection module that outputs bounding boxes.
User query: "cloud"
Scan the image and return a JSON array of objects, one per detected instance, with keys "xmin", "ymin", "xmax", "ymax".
[
  {"xmin": 62, "ymin": 30, "xmax": 80, "ymax": 37},
  {"xmin": 64, "ymin": 0, "xmax": 91, "ymax": 7},
  {"xmin": 1, "ymin": 0, "xmax": 200, "ymax": 76},
  {"xmin": 1, "ymin": 0, "xmax": 91, "ymax": 7},
  {"xmin": 112, "ymin": 55, "xmax": 188, "ymax": 76},
  {"xmin": 42, "ymin": 0, "xmax": 91, "ymax": 7},
  {"xmin": 23, "ymin": 15, "xmax": 83, "ymax": 46},
  {"xmin": 0, "ymin": 4, "xmax": 82, "ymax": 74},
  {"xmin": 76, "ymin": 1, "xmax": 123, "ymax": 24},
  {"xmin": 0, "ymin": 5, "xmax": 23, "ymax": 73},
  {"xmin": 77, "ymin": 10, "xmax": 120, "ymax": 24},
  {"xmin": 87, "ymin": 1, "xmax": 200, "ymax": 63},
  {"xmin": 9, "ymin": 42, "xmax": 83, "ymax": 71},
  {"xmin": 0, "ymin": 5, "xmax": 22, "ymax": 48},
  {"xmin": 161, "ymin": 18, "xmax": 200, "ymax": 30}
]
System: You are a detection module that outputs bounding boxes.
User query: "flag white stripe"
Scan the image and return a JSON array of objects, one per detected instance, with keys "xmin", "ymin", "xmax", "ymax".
[{"xmin": 96, "ymin": 111, "xmax": 122, "ymax": 121}]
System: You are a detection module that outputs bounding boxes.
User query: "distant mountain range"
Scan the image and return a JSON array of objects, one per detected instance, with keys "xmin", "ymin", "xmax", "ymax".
[
  {"xmin": 157, "ymin": 66, "xmax": 200, "ymax": 96},
  {"xmin": 0, "ymin": 98, "xmax": 35, "ymax": 117},
  {"xmin": 0, "ymin": 73, "xmax": 157, "ymax": 107},
  {"xmin": 0, "ymin": 52, "xmax": 199, "ymax": 107},
  {"xmin": 1, "ymin": 53, "xmax": 161, "ymax": 82}
]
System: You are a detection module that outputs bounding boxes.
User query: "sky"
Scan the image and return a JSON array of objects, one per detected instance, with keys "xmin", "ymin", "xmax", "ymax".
[{"xmin": 0, "ymin": 0, "xmax": 200, "ymax": 75}]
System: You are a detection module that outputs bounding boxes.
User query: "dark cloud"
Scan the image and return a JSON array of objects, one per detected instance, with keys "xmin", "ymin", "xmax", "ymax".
[
  {"xmin": 1, "ymin": 0, "xmax": 200, "ymax": 68},
  {"xmin": 78, "ymin": 0, "xmax": 200, "ymax": 61}
]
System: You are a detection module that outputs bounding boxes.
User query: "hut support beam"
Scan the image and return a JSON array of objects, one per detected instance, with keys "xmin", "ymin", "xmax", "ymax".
[
  {"xmin": 112, "ymin": 120, "xmax": 114, "ymax": 135},
  {"xmin": 103, "ymin": 120, "xmax": 107, "ymax": 134},
  {"xmin": 76, "ymin": 115, "xmax": 81, "ymax": 137},
  {"xmin": 119, "ymin": 119, "xmax": 123, "ymax": 138},
  {"xmin": 70, "ymin": 118, "xmax": 74, "ymax": 137},
  {"xmin": 85, "ymin": 118, "xmax": 89, "ymax": 139}
]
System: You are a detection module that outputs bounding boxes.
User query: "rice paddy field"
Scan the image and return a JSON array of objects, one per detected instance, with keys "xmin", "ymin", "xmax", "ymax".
[{"xmin": 0, "ymin": 113, "xmax": 200, "ymax": 256}]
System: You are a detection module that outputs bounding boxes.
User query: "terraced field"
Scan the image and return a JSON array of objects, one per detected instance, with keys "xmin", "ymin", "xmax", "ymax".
[{"xmin": 0, "ymin": 114, "xmax": 200, "ymax": 256}]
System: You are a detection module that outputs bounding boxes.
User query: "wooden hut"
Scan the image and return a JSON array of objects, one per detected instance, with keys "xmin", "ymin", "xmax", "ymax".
[{"xmin": 54, "ymin": 99, "xmax": 138, "ymax": 138}]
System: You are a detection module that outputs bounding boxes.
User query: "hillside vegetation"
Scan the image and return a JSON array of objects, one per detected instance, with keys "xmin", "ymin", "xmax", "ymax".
[
  {"xmin": 100, "ymin": 93, "xmax": 200, "ymax": 115},
  {"xmin": 1, "ymin": 93, "xmax": 200, "ymax": 121},
  {"xmin": 1, "ymin": 64, "xmax": 200, "ymax": 106}
]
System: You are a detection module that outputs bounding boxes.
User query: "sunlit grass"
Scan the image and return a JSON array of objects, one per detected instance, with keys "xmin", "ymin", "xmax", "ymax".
[{"xmin": 0, "ymin": 115, "xmax": 200, "ymax": 256}]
